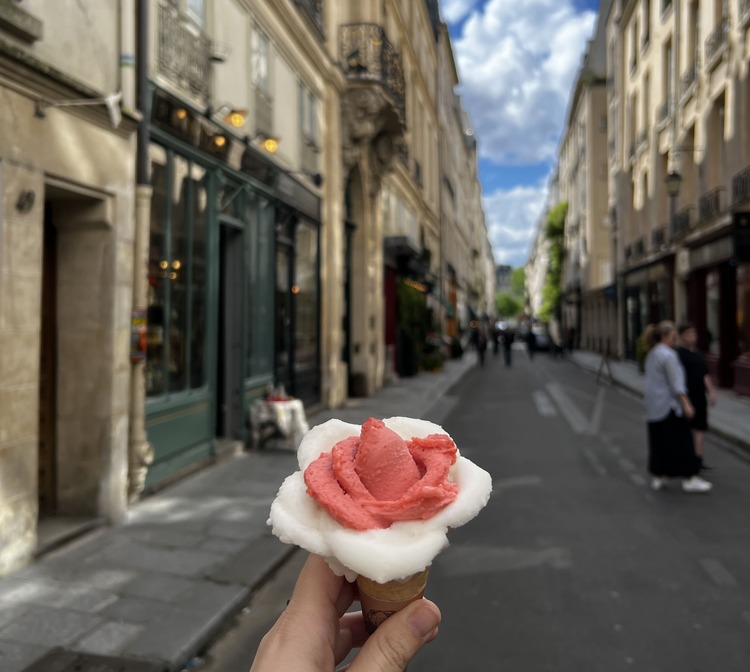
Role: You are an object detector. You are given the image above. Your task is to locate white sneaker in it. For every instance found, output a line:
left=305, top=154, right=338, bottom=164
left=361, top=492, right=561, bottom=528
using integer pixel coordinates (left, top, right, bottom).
left=650, top=477, right=666, bottom=491
left=682, top=476, right=713, bottom=493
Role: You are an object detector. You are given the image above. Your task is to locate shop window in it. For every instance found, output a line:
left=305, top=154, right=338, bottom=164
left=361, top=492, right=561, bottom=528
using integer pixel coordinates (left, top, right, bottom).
left=147, top=152, right=208, bottom=398
left=706, top=270, right=721, bottom=355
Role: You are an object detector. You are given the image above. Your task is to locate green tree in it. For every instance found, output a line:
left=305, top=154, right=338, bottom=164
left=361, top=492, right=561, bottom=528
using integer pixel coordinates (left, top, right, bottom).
left=538, top=201, right=567, bottom=322
left=496, top=292, right=522, bottom=318
left=510, top=267, right=526, bottom=297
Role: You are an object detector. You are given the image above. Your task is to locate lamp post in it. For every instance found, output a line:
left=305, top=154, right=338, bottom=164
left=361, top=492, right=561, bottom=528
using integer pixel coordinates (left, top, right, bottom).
left=665, top=170, right=682, bottom=238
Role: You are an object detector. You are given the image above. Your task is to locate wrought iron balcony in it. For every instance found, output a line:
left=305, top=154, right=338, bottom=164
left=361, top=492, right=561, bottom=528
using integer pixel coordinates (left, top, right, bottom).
left=699, top=187, right=724, bottom=221
left=157, top=2, right=211, bottom=100
left=672, top=206, right=692, bottom=238
left=636, top=127, right=649, bottom=152
left=295, top=0, right=323, bottom=37
left=651, top=226, right=666, bottom=251
left=705, top=17, right=728, bottom=69
left=339, top=24, right=405, bottom=114
left=634, top=237, right=646, bottom=257
left=656, top=101, right=671, bottom=129
left=680, top=62, right=696, bottom=101
left=732, top=166, right=750, bottom=205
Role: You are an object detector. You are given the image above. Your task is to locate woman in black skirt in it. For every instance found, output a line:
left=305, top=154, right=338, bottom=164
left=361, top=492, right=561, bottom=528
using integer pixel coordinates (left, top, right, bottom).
left=642, top=321, right=712, bottom=493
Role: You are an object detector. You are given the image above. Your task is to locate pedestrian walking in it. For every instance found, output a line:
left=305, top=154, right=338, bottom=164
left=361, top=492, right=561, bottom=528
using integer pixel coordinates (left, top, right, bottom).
left=492, top=320, right=501, bottom=357
left=643, top=321, right=712, bottom=493
left=476, top=319, right=488, bottom=367
left=502, top=328, right=514, bottom=367
left=526, top=328, right=537, bottom=361
left=676, top=323, right=717, bottom=471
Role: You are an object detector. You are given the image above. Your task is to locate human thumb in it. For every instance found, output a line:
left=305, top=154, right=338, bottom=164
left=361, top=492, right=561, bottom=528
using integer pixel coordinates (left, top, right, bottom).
left=349, top=599, right=441, bottom=672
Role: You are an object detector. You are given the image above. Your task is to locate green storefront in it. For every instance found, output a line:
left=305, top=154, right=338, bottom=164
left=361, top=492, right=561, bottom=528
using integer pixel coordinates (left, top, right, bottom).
left=144, top=88, right=320, bottom=488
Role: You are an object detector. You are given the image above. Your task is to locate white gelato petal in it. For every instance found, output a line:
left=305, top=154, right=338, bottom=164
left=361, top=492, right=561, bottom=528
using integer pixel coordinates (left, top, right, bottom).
left=429, top=456, right=493, bottom=529
left=383, top=416, right=447, bottom=439
left=297, top=419, right=360, bottom=470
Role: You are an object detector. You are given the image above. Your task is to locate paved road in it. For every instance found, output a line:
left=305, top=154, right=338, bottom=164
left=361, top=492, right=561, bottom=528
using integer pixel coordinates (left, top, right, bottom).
left=201, top=345, right=750, bottom=671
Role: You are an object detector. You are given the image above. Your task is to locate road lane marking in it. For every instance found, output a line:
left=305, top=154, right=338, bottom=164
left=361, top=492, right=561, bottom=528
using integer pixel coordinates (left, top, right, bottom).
left=629, top=473, right=647, bottom=487
left=546, top=382, right=589, bottom=434
left=440, top=544, right=572, bottom=576
left=618, top=457, right=637, bottom=472
left=581, top=446, right=608, bottom=476
left=532, top=390, right=557, bottom=417
left=700, top=558, right=739, bottom=587
left=588, top=386, right=606, bottom=434
left=492, top=475, right=543, bottom=494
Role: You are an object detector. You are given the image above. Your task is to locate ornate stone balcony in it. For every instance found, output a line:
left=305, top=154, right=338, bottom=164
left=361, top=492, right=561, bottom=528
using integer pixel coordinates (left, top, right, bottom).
left=340, top=24, right=405, bottom=114
left=157, top=1, right=211, bottom=101
left=339, top=23, right=407, bottom=179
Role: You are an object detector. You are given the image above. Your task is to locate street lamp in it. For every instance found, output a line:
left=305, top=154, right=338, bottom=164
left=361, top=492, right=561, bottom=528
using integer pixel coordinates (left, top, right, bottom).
left=665, top=170, right=682, bottom=237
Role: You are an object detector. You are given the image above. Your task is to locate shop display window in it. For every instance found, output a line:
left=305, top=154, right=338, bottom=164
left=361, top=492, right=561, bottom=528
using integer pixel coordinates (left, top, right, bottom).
left=147, top=150, right=208, bottom=398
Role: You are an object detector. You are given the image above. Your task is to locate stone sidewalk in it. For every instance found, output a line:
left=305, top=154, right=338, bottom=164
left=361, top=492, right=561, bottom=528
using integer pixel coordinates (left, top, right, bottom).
left=570, top=350, right=750, bottom=452
left=0, top=355, right=477, bottom=672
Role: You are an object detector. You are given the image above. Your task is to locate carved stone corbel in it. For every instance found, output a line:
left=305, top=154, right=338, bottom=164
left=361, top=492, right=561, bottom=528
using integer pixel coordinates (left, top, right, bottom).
left=341, top=85, right=405, bottom=191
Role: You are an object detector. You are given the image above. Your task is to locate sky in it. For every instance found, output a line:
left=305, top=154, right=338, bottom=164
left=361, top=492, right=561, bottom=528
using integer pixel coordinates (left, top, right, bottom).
left=443, top=0, right=600, bottom=267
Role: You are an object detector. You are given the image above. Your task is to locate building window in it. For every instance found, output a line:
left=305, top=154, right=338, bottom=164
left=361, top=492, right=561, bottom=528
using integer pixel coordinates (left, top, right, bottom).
left=147, top=152, right=208, bottom=397
left=186, top=0, right=204, bottom=27
left=299, top=83, right=318, bottom=146
left=252, top=28, right=270, bottom=95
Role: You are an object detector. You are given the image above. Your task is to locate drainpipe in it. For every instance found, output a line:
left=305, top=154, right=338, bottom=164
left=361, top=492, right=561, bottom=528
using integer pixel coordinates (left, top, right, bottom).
left=128, top=0, right=154, bottom=503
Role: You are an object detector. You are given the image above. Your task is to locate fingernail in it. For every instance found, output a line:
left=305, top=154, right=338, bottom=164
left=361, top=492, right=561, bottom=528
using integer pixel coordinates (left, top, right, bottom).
left=408, top=601, right=441, bottom=638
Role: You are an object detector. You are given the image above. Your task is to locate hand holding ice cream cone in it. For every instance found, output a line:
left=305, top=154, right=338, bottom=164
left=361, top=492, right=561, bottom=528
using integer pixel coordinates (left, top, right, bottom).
left=268, top=416, right=492, bottom=630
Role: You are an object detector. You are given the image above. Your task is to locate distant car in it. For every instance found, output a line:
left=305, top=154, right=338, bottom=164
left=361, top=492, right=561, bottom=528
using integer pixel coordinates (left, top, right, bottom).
left=531, top=325, right=550, bottom=351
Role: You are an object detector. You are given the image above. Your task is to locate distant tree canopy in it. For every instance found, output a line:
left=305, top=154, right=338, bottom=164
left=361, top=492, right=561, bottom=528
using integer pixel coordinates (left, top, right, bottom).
left=538, top=201, right=567, bottom=322
left=496, top=292, right=523, bottom=318
left=510, top=267, right=525, bottom=297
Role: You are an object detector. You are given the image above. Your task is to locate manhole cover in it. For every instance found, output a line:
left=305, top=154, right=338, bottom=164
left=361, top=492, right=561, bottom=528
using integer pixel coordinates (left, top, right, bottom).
left=21, top=648, right=166, bottom=672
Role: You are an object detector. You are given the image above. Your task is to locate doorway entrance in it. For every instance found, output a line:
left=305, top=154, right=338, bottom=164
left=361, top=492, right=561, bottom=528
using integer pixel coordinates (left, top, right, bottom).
left=38, top=203, right=57, bottom=517
left=216, top=222, right=244, bottom=440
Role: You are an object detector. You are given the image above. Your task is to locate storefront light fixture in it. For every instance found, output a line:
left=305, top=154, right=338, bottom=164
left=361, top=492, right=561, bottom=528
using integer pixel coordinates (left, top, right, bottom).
left=261, top=136, right=279, bottom=154
left=665, top=170, right=682, bottom=197
left=213, top=134, right=227, bottom=148
left=206, top=104, right=248, bottom=129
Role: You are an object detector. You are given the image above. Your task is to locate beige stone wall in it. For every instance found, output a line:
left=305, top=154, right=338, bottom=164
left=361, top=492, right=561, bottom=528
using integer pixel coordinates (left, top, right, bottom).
left=0, top=161, right=44, bottom=575
left=0, top=82, right=135, bottom=574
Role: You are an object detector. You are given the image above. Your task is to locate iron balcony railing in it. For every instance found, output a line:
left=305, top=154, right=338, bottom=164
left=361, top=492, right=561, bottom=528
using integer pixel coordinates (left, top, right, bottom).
left=157, top=2, right=211, bottom=100
left=636, top=127, right=650, bottom=152
left=656, top=100, right=671, bottom=128
left=699, top=187, right=724, bottom=221
left=732, top=167, right=750, bottom=205
left=651, top=226, right=666, bottom=251
left=705, top=17, right=729, bottom=68
left=634, top=237, right=646, bottom=257
left=339, top=23, right=405, bottom=114
left=680, top=62, right=696, bottom=100
left=294, top=0, right=324, bottom=36
left=624, top=244, right=633, bottom=261
left=672, top=206, right=693, bottom=238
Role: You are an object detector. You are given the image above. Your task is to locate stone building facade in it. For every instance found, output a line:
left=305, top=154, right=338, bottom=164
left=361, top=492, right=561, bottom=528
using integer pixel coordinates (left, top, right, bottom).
left=0, top=0, right=138, bottom=574
left=0, top=0, right=493, bottom=576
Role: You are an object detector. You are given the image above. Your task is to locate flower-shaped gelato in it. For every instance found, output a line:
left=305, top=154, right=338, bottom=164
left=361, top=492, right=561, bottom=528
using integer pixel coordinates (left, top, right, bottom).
left=268, top=416, right=492, bottom=583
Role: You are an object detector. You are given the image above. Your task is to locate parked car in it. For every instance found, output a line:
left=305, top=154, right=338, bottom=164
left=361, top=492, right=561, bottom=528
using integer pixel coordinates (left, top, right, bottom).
left=531, top=325, right=550, bottom=351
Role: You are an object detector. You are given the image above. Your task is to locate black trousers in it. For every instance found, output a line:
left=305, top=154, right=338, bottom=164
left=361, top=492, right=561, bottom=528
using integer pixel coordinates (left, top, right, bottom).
left=648, top=411, right=700, bottom=478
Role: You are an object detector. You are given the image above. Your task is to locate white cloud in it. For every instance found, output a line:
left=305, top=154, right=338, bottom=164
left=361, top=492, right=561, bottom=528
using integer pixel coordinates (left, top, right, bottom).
left=484, top=183, right=547, bottom=267
left=453, top=0, right=596, bottom=166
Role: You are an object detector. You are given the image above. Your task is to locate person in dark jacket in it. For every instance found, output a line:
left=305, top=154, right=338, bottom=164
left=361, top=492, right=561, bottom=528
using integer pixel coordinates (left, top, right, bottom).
left=676, top=323, right=717, bottom=471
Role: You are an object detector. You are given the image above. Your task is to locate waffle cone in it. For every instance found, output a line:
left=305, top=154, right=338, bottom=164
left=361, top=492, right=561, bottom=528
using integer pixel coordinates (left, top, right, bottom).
left=356, top=568, right=430, bottom=633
